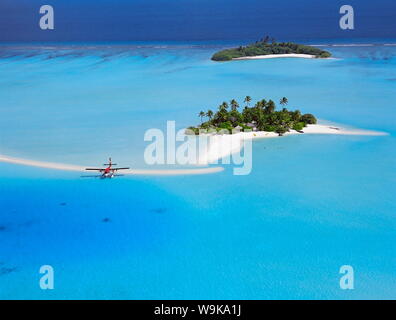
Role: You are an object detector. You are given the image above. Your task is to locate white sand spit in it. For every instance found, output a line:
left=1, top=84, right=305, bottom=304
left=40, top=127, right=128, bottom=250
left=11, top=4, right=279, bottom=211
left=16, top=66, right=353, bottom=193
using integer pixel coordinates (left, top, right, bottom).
left=0, top=154, right=223, bottom=176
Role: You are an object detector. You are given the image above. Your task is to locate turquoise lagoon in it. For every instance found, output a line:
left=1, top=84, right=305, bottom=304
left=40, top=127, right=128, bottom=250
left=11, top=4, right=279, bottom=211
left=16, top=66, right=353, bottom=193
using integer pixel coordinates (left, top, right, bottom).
left=0, top=40, right=396, bottom=299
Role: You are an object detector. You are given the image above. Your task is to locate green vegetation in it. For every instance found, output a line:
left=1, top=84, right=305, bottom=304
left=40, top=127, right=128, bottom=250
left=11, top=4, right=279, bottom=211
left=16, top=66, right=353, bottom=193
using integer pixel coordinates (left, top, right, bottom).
left=211, top=37, right=331, bottom=61
left=187, top=96, right=317, bottom=136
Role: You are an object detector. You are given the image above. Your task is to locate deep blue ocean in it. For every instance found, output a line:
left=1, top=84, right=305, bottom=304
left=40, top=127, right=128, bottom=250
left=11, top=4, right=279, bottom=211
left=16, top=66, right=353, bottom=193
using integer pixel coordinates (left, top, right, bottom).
left=0, top=39, right=396, bottom=299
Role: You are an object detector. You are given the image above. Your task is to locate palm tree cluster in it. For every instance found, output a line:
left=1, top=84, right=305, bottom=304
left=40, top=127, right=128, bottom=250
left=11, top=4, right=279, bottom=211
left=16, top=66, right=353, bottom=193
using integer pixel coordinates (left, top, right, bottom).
left=192, top=96, right=317, bottom=136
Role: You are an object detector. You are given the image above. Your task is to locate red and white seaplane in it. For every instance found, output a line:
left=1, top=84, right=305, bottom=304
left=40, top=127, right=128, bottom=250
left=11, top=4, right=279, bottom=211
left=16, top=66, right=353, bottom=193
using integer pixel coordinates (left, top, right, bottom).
left=85, top=158, right=130, bottom=179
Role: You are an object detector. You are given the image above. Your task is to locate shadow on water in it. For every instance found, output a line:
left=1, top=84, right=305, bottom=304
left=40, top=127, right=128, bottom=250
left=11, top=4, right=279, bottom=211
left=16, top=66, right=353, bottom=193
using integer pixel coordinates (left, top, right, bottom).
left=0, top=219, right=40, bottom=232
left=150, top=208, right=167, bottom=214
left=0, top=266, right=18, bottom=276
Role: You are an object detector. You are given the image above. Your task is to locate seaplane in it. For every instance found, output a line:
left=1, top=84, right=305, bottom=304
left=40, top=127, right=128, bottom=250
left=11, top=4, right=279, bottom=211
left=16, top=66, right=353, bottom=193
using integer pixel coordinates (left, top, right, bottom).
left=84, top=158, right=130, bottom=179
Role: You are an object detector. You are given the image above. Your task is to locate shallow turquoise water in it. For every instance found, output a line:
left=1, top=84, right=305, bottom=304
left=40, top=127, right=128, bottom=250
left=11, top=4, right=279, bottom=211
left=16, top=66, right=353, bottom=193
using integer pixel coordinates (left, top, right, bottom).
left=0, top=41, right=396, bottom=299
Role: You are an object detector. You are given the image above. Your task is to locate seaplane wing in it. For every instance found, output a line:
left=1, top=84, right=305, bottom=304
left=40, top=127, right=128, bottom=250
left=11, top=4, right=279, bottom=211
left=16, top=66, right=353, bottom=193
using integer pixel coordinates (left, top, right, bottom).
left=83, top=159, right=129, bottom=178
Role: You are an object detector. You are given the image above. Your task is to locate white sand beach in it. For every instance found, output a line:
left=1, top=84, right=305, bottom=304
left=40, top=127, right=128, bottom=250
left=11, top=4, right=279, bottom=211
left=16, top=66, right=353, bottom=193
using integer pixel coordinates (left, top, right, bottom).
left=242, top=124, right=388, bottom=138
left=198, top=124, right=388, bottom=164
left=232, top=54, right=317, bottom=60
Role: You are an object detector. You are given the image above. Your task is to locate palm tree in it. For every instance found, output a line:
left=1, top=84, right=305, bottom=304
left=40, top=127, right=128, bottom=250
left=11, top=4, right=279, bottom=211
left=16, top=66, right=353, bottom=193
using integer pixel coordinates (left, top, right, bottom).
left=256, top=99, right=267, bottom=110
left=206, top=110, right=214, bottom=120
left=198, top=111, right=205, bottom=123
left=230, top=99, right=239, bottom=111
left=265, top=100, right=276, bottom=114
left=280, top=97, right=288, bottom=107
left=219, top=102, right=229, bottom=112
left=291, top=110, right=301, bottom=122
left=255, top=101, right=263, bottom=109
left=244, top=96, right=252, bottom=107
left=262, top=35, right=270, bottom=44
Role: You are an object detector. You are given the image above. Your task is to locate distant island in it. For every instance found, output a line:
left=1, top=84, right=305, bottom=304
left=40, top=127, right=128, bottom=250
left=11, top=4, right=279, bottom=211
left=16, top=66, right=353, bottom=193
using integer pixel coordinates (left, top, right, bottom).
left=188, top=96, right=317, bottom=136
left=211, top=37, right=331, bottom=61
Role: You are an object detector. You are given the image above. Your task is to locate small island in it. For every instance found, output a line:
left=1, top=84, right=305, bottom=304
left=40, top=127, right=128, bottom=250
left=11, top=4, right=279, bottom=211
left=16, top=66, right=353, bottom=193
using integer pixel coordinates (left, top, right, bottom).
left=211, top=36, right=331, bottom=61
left=188, top=96, right=317, bottom=136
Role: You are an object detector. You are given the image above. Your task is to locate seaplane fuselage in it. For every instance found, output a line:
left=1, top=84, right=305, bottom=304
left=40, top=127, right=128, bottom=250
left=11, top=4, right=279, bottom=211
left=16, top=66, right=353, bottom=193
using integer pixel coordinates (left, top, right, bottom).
left=85, top=158, right=130, bottom=179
